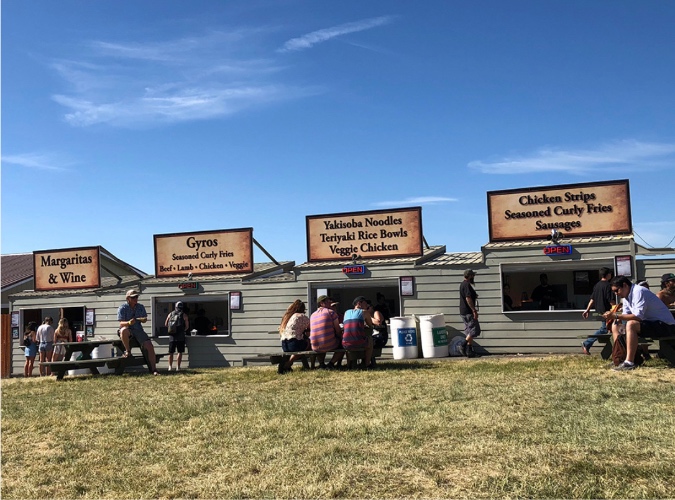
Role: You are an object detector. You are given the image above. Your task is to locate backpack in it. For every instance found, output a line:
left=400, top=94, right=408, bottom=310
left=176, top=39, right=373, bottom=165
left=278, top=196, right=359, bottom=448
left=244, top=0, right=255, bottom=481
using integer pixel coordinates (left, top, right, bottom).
left=168, top=311, right=185, bottom=334
left=612, top=334, right=645, bottom=367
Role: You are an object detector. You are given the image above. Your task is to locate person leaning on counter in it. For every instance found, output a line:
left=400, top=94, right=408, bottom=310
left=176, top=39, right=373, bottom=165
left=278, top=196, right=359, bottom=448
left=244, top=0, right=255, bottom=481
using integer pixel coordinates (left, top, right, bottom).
left=117, top=289, right=159, bottom=376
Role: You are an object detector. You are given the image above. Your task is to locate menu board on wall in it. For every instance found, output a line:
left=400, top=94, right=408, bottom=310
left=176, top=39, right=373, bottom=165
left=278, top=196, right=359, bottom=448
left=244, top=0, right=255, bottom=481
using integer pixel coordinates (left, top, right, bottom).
left=487, top=179, right=632, bottom=242
left=154, top=228, right=253, bottom=277
left=34, top=246, right=101, bottom=291
left=306, top=207, right=423, bottom=262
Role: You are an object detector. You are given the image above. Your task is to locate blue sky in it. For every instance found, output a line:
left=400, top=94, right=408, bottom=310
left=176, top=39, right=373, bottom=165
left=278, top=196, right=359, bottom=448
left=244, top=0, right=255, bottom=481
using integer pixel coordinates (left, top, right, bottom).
left=2, top=0, right=675, bottom=274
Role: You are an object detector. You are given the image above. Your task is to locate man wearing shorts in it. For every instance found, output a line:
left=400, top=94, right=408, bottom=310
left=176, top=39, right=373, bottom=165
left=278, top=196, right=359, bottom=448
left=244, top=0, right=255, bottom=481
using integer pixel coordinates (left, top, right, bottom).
left=606, top=275, right=675, bottom=371
left=459, top=269, right=480, bottom=357
left=310, top=295, right=344, bottom=369
left=165, top=301, right=189, bottom=371
left=118, top=289, right=159, bottom=375
left=36, top=316, right=55, bottom=376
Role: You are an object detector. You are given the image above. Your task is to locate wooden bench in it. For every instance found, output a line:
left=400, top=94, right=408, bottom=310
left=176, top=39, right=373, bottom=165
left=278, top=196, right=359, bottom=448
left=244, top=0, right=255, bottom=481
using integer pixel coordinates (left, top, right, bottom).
left=40, top=338, right=165, bottom=380
left=580, top=333, right=675, bottom=364
left=254, top=347, right=383, bottom=373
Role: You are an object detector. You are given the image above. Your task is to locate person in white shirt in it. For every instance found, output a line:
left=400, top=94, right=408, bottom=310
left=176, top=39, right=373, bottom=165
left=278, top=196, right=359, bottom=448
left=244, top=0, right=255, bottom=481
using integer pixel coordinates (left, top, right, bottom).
left=605, top=275, right=675, bottom=371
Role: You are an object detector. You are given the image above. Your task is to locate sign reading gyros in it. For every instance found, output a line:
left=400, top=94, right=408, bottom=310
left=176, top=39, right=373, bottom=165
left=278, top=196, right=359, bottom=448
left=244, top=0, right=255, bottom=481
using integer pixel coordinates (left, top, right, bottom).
left=487, top=179, right=631, bottom=242
left=154, top=228, right=253, bottom=277
left=307, top=207, right=423, bottom=262
left=34, top=246, right=101, bottom=291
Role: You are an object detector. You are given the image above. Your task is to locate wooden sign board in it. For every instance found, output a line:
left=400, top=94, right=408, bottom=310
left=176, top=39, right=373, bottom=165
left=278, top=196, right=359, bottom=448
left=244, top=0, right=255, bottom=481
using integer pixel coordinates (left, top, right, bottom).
left=154, top=228, right=253, bottom=277
left=487, top=179, right=631, bottom=242
left=306, top=207, right=423, bottom=262
left=34, top=246, right=101, bottom=291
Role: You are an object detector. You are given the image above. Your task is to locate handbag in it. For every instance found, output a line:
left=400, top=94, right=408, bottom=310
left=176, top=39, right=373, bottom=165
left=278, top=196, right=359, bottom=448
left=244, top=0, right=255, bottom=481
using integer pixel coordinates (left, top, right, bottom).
left=23, top=336, right=31, bottom=347
left=612, top=334, right=645, bottom=366
left=611, top=334, right=627, bottom=366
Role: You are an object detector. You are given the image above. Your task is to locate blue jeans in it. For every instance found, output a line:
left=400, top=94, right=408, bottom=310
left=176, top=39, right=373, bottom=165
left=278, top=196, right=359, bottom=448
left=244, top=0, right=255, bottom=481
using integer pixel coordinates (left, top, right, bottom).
left=583, top=321, right=608, bottom=350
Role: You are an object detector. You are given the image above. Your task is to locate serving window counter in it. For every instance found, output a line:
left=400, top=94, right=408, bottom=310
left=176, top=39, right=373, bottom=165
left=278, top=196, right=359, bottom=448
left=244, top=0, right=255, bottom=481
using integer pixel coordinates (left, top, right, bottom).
left=500, top=258, right=614, bottom=313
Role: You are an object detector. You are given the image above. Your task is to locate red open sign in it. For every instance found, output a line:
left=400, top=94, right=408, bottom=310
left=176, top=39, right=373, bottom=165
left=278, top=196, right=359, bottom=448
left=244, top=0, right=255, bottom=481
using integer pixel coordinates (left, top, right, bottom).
left=543, top=245, right=573, bottom=256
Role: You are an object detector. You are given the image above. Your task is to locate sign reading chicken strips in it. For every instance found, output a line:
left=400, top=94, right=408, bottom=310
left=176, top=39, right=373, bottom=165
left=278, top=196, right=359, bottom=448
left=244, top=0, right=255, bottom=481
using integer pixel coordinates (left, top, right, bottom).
left=154, top=228, right=253, bottom=277
left=307, top=207, right=423, bottom=262
left=34, top=246, right=101, bottom=291
left=487, top=179, right=632, bottom=242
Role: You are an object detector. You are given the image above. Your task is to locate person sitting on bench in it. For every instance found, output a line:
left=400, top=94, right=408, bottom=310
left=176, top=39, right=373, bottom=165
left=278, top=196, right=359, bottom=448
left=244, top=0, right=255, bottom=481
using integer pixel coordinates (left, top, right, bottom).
left=606, top=276, right=675, bottom=371
left=310, top=295, right=344, bottom=369
left=277, top=299, right=310, bottom=374
left=342, top=296, right=374, bottom=369
left=118, top=289, right=159, bottom=376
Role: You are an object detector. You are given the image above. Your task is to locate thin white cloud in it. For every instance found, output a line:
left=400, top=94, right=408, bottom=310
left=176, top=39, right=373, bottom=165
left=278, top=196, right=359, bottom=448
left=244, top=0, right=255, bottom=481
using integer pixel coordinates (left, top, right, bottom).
left=1, top=153, right=72, bottom=171
left=49, top=28, right=320, bottom=127
left=279, top=16, right=394, bottom=53
left=372, top=196, right=457, bottom=208
left=469, top=140, right=675, bottom=175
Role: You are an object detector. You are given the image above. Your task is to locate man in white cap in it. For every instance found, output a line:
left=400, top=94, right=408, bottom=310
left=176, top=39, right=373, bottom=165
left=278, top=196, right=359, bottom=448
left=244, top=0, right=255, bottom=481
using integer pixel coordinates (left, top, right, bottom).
left=459, top=269, right=480, bottom=357
left=118, top=289, right=159, bottom=375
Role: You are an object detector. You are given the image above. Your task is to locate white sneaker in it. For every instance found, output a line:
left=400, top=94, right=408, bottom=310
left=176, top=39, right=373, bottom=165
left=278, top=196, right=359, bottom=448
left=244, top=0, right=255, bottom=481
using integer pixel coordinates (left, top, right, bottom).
left=175, top=366, right=180, bottom=372
left=167, top=366, right=172, bottom=371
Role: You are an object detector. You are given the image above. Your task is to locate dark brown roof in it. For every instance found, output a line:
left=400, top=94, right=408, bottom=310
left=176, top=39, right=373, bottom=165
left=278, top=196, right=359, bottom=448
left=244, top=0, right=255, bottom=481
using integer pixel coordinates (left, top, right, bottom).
left=1, top=253, right=34, bottom=289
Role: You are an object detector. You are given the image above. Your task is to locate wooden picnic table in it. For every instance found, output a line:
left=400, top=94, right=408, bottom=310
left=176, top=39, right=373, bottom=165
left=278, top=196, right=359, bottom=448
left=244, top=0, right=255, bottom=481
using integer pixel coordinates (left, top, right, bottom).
left=40, top=338, right=164, bottom=380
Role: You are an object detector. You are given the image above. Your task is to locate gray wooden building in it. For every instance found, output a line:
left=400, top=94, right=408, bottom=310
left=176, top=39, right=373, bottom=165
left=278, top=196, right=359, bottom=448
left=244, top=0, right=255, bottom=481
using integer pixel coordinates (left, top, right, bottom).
left=8, top=236, right=673, bottom=376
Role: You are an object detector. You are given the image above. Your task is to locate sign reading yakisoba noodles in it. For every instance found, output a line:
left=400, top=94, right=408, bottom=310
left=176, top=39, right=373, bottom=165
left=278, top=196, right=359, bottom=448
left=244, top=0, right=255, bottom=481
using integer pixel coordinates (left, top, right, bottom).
left=306, top=207, right=423, bottom=262
left=487, top=179, right=632, bottom=242
left=34, top=246, right=101, bottom=291
left=154, top=228, right=253, bottom=277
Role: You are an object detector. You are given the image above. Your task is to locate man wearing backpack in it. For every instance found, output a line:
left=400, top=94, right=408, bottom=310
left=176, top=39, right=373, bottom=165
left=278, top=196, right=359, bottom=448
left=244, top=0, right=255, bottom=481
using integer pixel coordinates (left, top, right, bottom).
left=165, top=301, right=189, bottom=371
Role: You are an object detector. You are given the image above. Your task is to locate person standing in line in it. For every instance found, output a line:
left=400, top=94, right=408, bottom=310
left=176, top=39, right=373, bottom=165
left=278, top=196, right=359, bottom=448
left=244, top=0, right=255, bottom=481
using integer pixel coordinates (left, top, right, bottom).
left=459, top=269, right=480, bottom=357
left=309, top=295, right=344, bottom=369
left=165, top=301, right=189, bottom=371
left=606, top=275, right=675, bottom=371
left=342, top=296, right=374, bottom=369
left=657, top=273, right=675, bottom=308
left=581, top=267, right=615, bottom=355
left=23, top=321, right=38, bottom=377
left=277, top=299, right=311, bottom=374
left=118, top=289, right=159, bottom=376
left=36, top=316, right=55, bottom=376
left=52, top=318, right=73, bottom=362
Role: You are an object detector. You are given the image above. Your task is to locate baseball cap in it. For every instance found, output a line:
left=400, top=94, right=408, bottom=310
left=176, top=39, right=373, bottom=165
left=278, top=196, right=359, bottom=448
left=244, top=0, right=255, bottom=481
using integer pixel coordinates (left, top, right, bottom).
left=175, top=301, right=184, bottom=309
left=125, top=289, right=140, bottom=299
left=353, top=296, right=367, bottom=306
left=464, top=269, right=476, bottom=278
left=661, top=273, right=675, bottom=283
left=317, top=295, right=329, bottom=304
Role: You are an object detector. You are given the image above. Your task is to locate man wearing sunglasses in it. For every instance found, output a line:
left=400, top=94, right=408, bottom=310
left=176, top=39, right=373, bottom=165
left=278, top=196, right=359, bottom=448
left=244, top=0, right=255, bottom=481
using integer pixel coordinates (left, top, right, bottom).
left=605, top=276, right=675, bottom=371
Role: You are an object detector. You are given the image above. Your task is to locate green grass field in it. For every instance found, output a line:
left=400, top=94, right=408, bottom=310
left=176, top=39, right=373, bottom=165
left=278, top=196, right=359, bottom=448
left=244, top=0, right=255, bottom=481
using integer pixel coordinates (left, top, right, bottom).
left=2, top=355, right=674, bottom=499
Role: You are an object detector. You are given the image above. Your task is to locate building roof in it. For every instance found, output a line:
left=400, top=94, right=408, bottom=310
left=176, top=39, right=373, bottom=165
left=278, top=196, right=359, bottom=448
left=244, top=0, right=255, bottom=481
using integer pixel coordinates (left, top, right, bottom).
left=418, top=251, right=484, bottom=267
left=1, top=253, right=34, bottom=289
left=482, top=234, right=634, bottom=249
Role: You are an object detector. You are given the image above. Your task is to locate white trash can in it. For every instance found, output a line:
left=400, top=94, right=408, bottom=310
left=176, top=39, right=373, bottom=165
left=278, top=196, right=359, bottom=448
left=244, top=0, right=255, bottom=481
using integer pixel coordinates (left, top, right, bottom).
left=419, top=314, right=449, bottom=358
left=390, top=317, right=418, bottom=359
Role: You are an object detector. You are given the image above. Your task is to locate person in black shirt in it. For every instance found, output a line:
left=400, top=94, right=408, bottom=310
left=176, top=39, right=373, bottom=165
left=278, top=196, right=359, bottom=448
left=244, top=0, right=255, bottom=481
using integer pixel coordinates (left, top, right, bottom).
left=581, top=267, right=615, bottom=355
left=459, top=269, right=480, bottom=357
left=531, top=273, right=556, bottom=310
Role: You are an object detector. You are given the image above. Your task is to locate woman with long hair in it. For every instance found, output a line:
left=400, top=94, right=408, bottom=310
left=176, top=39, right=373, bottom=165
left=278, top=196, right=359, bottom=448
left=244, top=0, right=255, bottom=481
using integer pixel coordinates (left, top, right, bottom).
left=23, top=321, right=38, bottom=377
left=278, top=299, right=310, bottom=374
left=52, top=318, right=73, bottom=362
